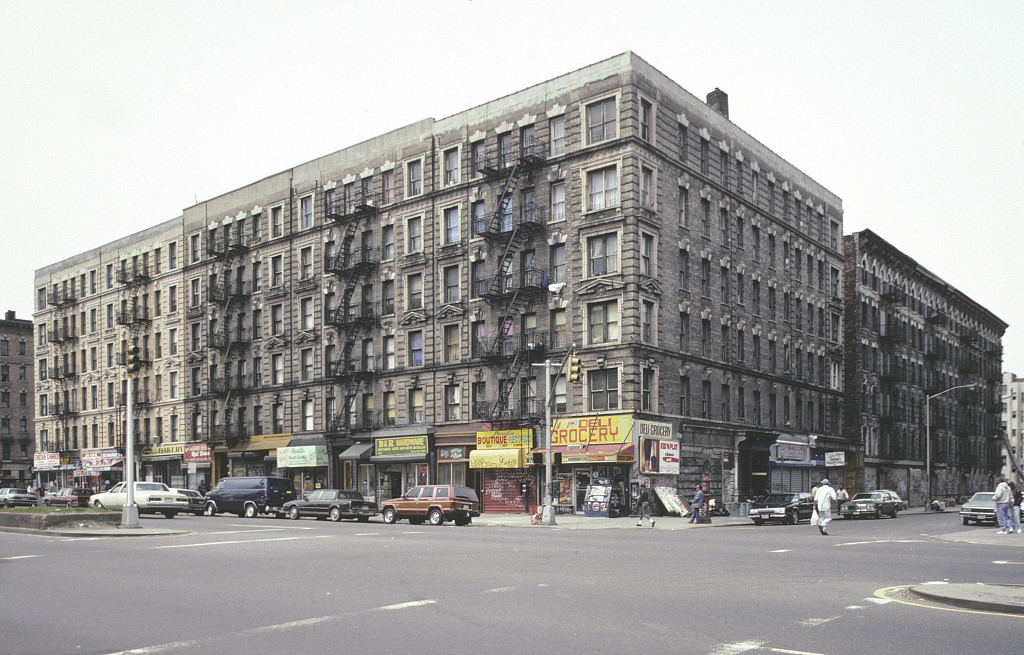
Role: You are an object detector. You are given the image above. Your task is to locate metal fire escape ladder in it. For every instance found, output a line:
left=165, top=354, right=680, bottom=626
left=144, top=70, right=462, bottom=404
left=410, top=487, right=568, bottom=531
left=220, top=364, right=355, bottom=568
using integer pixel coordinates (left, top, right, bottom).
left=490, top=342, right=530, bottom=421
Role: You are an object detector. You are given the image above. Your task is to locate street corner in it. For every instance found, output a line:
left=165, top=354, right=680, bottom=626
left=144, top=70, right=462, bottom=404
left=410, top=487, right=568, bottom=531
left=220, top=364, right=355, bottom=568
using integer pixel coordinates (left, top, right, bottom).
left=910, top=582, right=1024, bottom=615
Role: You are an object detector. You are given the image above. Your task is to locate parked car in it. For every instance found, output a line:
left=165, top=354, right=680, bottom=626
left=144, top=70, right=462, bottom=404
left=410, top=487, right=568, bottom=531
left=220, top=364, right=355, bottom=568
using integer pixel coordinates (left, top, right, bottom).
left=284, top=489, right=378, bottom=522
left=0, top=488, right=38, bottom=508
left=841, top=491, right=900, bottom=519
left=90, top=482, right=189, bottom=518
left=747, top=492, right=814, bottom=525
left=42, top=487, right=93, bottom=507
left=203, top=476, right=296, bottom=518
left=172, top=489, right=206, bottom=516
left=380, top=485, right=480, bottom=526
left=959, top=492, right=1024, bottom=525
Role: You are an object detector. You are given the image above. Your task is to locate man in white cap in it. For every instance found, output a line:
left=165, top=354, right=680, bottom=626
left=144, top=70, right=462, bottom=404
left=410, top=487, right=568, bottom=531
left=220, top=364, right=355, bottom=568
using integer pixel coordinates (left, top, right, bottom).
left=815, top=479, right=837, bottom=535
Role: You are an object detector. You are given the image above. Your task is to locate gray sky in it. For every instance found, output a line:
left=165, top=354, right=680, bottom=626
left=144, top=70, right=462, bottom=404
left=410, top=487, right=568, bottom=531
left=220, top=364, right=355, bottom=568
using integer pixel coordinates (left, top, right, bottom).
left=3, top=1, right=1022, bottom=370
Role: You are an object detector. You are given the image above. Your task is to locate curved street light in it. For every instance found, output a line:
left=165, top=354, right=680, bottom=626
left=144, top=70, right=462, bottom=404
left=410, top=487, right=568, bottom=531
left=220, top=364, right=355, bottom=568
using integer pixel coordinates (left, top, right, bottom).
left=926, top=383, right=976, bottom=505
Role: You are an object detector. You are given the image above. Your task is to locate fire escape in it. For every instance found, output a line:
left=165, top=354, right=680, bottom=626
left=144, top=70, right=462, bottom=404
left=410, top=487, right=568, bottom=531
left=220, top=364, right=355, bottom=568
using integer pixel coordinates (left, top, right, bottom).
left=324, top=186, right=379, bottom=438
left=115, top=259, right=153, bottom=449
left=49, top=284, right=80, bottom=453
left=207, top=225, right=253, bottom=446
left=474, top=136, right=548, bottom=423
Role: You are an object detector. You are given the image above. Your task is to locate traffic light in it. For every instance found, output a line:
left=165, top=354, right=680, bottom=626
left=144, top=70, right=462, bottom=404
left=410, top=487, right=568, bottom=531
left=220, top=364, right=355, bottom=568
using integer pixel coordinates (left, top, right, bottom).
left=567, top=355, right=583, bottom=385
left=125, top=345, right=141, bottom=376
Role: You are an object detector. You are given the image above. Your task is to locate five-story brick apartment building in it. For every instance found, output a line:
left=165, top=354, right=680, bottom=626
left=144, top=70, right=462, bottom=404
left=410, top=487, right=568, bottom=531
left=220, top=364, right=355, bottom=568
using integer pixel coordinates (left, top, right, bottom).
left=843, top=229, right=1006, bottom=506
left=34, top=53, right=846, bottom=511
left=1, top=311, right=33, bottom=486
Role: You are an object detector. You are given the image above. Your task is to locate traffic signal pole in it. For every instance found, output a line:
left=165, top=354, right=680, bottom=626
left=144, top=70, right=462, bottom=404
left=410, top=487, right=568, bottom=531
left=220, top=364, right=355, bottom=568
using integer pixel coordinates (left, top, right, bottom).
left=121, top=347, right=141, bottom=528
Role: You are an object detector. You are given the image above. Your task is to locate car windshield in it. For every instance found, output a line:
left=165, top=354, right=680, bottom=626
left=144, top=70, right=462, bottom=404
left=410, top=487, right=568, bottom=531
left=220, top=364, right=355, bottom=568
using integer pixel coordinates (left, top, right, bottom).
left=968, top=492, right=994, bottom=503
left=761, top=494, right=798, bottom=504
left=852, top=493, right=882, bottom=501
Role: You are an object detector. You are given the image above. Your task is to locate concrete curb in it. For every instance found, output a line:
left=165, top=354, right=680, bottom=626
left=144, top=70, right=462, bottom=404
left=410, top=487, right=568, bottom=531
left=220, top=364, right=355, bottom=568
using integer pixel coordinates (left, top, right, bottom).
left=910, top=583, right=1024, bottom=615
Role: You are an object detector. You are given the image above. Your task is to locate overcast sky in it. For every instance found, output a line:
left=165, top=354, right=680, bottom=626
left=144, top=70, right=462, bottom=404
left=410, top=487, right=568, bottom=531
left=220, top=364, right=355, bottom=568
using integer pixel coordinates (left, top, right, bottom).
left=2, top=0, right=1022, bottom=371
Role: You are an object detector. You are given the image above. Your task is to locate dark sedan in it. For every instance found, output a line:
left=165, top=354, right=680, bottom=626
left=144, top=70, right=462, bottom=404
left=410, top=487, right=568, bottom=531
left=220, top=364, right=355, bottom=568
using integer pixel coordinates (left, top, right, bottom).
left=173, top=489, right=207, bottom=516
left=42, top=487, right=93, bottom=507
left=0, top=488, right=39, bottom=508
left=284, top=489, right=378, bottom=522
left=840, top=491, right=900, bottom=519
left=747, top=492, right=814, bottom=525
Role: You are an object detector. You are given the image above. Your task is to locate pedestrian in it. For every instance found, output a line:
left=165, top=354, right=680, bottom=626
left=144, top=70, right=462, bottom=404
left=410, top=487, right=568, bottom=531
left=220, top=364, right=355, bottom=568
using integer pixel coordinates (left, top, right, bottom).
left=636, top=481, right=655, bottom=528
left=993, top=476, right=1012, bottom=535
left=689, top=484, right=705, bottom=524
left=814, top=479, right=838, bottom=535
left=1008, top=481, right=1022, bottom=535
left=837, top=486, right=849, bottom=504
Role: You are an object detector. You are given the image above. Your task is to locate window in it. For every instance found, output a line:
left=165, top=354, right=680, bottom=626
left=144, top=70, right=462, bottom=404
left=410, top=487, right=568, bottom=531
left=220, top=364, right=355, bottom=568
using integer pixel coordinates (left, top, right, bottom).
left=407, top=160, right=422, bottom=196
left=409, top=388, right=424, bottom=424
left=378, top=224, right=394, bottom=261
left=550, top=308, right=566, bottom=350
left=168, top=241, right=177, bottom=269
left=640, top=98, right=652, bottom=142
left=444, top=324, right=459, bottom=363
left=271, top=255, right=283, bottom=287
left=191, top=234, right=201, bottom=263
left=737, top=272, right=745, bottom=305
left=550, top=183, right=566, bottom=222
left=641, top=233, right=654, bottom=276
left=587, top=166, right=618, bottom=211
left=589, top=368, right=618, bottom=411
left=381, top=169, right=394, bottom=204
left=253, top=260, right=262, bottom=291
left=752, top=280, right=760, bottom=315
left=586, top=97, right=616, bottom=144
left=588, top=300, right=619, bottom=344
left=700, top=259, right=711, bottom=298
left=383, top=335, right=395, bottom=370
left=701, top=381, right=712, bottom=419
left=409, top=331, right=423, bottom=366
left=768, top=287, right=776, bottom=320
left=700, top=199, right=710, bottom=237
left=445, top=385, right=461, bottom=421
left=272, top=353, right=284, bottom=385
left=444, top=148, right=459, bottom=185
left=768, top=234, right=776, bottom=268
left=300, top=195, right=313, bottom=229
left=550, top=244, right=565, bottom=283
left=641, top=167, right=653, bottom=207
left=271, top=304, right=283, bottom=335
left=300, top=247, right=312, bottom=279
left=407, top=216, right=422, bottom=252
left=701, top=319, right=711, bottom=357
left=550, top=116, right=565, bottom=155
left=407, top=273, right=423, bottom=310
left=300, top=297, right=313, bottom=331
left=443, top=207, right=459, bottom=245
left=271, top=206, right=283, bottom=238
left=438, top=265, right=459, bottom=304
left=737, top=327, right=745, bottom=362
left=168, top=285, right=177, bottom=312
left=678, top=187, right=688, bottom=227
left=679, top=250, right=690, bottom=291
left=190, top=323, right=201, bottom=351
left=587, top=233, right=618, bottom=276
left=641, top=301, right=654, bottom=344
left=679, top=312, right=690, bottom=351
left=301, top=348, right=313, bottom=381
left=752, top=226, right=761, bottom=260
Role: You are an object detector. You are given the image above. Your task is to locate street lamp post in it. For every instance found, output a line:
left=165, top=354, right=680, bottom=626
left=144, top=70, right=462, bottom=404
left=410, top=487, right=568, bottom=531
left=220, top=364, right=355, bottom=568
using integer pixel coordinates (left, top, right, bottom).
left=926, top=383, right=976, bottom=506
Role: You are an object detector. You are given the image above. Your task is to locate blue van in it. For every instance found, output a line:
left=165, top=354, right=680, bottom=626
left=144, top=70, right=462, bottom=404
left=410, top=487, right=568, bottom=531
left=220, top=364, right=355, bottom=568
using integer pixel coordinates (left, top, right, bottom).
left=203, top=476, right=296, bottom=518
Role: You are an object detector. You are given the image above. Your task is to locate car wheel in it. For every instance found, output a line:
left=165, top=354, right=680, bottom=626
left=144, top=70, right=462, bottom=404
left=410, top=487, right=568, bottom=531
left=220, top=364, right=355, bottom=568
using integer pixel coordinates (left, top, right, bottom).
left=243, top=503, right=258, bottom=518
left=428, top=509, right=444, bottom=526
left=204, top=502, right=217, bottom=516
left=329, top=507, right=342, bottom=522
left=357, top=515, right=370, bottom=522
left=875, top=508, right=882, bottom=519
left=891, top=508, right=898, bottom=518
left=93, top=501, right=104, bottom=509
left=43, top=499, right=50, bottom=506
left=287, top=506, right=300, bottom=520
left=788, top=510, right=800, bottom=525
left=962, top=516, right=970, bottom=525
left=752, top=518, right=764, bottom=526
left=382, top=507, right=397, bottom=524
left=65, top=501, right=73, bottom=508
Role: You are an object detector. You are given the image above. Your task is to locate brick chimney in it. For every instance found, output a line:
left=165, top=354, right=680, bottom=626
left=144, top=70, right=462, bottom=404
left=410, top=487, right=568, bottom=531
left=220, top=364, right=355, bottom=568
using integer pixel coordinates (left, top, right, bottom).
left=4, top=310, right=14, bottom=320
left=707, top=88, right=729, bottom=119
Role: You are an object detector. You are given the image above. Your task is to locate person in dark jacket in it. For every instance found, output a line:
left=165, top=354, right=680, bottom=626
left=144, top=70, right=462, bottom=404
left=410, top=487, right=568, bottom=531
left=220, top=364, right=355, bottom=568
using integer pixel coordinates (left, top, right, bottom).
left=689, top=484, right=705, bottom=524
left=636, top=482, right=655, bottom=528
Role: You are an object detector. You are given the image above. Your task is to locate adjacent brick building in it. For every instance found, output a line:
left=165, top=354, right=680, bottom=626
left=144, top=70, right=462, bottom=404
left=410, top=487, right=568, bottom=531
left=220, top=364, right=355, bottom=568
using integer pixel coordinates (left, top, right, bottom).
left=33, top=52, right=847, bottom=511
left=0, top=311, right=34, bottom=486
left=843, top=229, right=1006, bottom=505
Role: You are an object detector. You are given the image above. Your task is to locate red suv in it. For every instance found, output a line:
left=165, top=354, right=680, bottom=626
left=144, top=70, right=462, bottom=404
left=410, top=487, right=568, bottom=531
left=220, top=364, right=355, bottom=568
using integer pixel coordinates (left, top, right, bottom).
left=380, top=485, right=480, bottom=526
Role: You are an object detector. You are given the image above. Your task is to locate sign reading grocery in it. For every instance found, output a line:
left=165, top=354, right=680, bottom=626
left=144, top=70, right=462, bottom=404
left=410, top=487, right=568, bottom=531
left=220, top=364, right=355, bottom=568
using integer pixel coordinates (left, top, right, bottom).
left=551, top=415, right=632, bottom=446
left=375, top=435, right=429, bottom=457
left=476, top=429, right=534, bottom=450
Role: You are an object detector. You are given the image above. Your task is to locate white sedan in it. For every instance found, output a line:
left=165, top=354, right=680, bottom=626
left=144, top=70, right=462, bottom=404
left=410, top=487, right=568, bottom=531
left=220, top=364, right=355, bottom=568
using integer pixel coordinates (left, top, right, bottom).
left=90, top=482, right=189, bottom=518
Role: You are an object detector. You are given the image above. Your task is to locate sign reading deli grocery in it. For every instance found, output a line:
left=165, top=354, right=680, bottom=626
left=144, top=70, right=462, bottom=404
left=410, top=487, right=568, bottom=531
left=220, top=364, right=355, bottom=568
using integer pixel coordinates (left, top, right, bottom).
left=551, top=415, right=633, bottom=446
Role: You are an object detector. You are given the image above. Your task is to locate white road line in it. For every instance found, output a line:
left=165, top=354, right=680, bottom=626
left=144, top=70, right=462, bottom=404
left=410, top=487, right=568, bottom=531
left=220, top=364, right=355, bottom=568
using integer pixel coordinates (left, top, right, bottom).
left=770, top=549, right=791, bottom=553
left=798, top=616, right=840, bottom=626
left=1, top=555, right=41, bottom=560
left=708, top=640, right=764, bottom=654
left=865, top=596, right=892, bottom=604
left=481, top=586, right=515, bottom=594
left=152, top=535, right=332, bottom=549
left=770, top=648, right=831, bottom=655
left=834, top=539, right=926, bottom=547
left=355, top=532, right=380, bottom=536
left=377, top=599, right=437, bottom=611
left=992, top=560, right=1024, bottom=565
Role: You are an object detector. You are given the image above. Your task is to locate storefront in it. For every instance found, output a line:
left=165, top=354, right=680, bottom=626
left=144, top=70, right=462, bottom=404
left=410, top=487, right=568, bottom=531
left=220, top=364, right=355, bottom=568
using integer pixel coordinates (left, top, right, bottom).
left=470, top=428, right=534, bottom=514
left=78, top=450, right=124, bottom=490
left=434, top=423, right=481, bottom=489
left=337, top=442, right=373, bottom=499
left=535, top=415, right=635, bottom=514
left=369, top=427, right=433, bottom=501
left=278, top=438, right=329, bottom=495
left=33, top=452, right=76, bottom=490
left=638, top=426, right=686, bottom=514
left=214, top=433, right=292, bottom=482
left=183, top=442, right=211, bottom=491
left=140, top=444, right=186, bottom=488
left=768, top=434, right=826, bottom=494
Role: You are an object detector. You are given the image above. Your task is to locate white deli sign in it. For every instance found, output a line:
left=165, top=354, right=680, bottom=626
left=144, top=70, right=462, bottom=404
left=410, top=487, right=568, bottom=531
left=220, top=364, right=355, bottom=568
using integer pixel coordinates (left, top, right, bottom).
left=825, top=451, right=846, bottom=467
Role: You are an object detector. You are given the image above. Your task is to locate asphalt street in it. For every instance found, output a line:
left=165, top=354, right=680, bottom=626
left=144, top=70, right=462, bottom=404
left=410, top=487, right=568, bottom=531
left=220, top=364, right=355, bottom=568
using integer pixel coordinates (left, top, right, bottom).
left=1, top=511, right=1021, bottom=655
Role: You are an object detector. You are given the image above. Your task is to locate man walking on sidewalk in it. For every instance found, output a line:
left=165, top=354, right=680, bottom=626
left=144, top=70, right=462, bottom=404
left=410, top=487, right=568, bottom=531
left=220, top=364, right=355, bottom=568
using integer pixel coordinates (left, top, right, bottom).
left=689, top=483, right=705, bottom=524
left=993, top=476, right=1012, bottom=534
left=637, top=482, right=655, bottom=528
left=814, top=479, right=837, bottom=535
